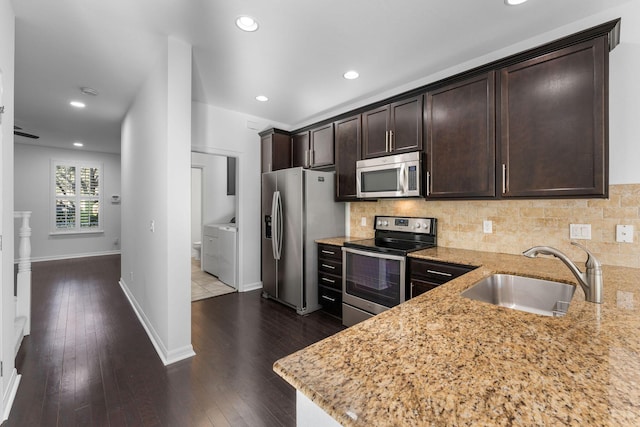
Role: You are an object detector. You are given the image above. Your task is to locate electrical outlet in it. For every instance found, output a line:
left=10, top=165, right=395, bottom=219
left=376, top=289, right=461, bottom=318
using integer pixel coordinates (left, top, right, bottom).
left=616, top=225, right=634, bottom=243
left=570, top=224, right=591, bottom=240
left=483, top=220, right=493, bottom=234
left=149, top=220, right=155, bottom=232
left=361, top=217, right=367, bottom=226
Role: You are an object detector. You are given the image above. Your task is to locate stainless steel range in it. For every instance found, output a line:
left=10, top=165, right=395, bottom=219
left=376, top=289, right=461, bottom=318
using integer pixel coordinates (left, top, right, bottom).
left=342, top=216, right=437, bottom=327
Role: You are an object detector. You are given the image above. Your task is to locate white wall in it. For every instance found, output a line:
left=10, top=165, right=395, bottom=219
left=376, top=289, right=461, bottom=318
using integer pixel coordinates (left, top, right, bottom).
left=0, top=1, right=18, bottom=421
left=191, top=102, right=288, bottom=292
left=190, top=167, right=202, bottom=251
left=14, top=144, right=121, bottom=261
left=121, top=37, right=193, bottom=365
left=191, top=152, right=236, bottom=225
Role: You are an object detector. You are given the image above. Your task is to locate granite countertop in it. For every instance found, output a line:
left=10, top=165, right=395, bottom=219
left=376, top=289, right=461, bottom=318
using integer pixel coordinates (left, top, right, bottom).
left=274, top=244, right=640, bottom=426
left=316, top=236, right=365, bottom=246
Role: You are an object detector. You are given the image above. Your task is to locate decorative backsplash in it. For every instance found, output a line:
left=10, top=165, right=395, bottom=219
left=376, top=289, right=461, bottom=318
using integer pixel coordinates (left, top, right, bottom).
left=349, top=184, right=640, bottom=268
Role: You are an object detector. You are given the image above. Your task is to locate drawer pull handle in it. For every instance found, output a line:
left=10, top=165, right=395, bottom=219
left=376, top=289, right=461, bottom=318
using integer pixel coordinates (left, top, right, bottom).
left=321, top=264, right=335, bottom=270
left=322, top=277, right=336, bottom=284
left=321, top=250, right=336, bottom=255
left=321, top=295, right=336, bottom=302
left=426, top=269, right=452, bottom=277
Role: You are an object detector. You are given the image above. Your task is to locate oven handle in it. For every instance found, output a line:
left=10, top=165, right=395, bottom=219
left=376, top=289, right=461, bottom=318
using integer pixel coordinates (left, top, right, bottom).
left=341, top=246, right=407, bottom=262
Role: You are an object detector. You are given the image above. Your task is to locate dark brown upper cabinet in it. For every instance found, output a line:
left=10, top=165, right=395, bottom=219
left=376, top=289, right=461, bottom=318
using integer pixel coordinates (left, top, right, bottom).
left=362, top=96, right=423, bottom=159
left=425, top=72, right=496, bottom=199
left=334, top=115, right=361, bottom=201
left=291, top=124, right=334, bottom=169
left=292, top=131, right=310, bottom=168
left=260, top=128, right=291, bottom=173
left=499, top=36, right=608, bottom=198
left=310, top=123, right=335, bottom=168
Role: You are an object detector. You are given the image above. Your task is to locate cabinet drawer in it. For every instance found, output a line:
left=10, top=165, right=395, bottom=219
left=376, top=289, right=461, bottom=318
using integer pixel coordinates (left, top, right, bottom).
left=318, top=244, right=342, bottom=261
left=318, top=258, right=341, bottom=275
left=318, top=285, right=342, bottom=318
left=318, top=271, right=341, bottom=291
left=409, top=258, right=475, bottom=284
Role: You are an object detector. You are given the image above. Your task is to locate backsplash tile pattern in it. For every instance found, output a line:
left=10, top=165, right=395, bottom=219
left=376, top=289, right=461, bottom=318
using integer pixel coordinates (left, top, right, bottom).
left=350, top=184, right=640, bottom=268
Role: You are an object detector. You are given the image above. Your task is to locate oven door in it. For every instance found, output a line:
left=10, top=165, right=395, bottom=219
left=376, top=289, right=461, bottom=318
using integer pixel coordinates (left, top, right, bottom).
left=342, top=247, right=406, bottom=315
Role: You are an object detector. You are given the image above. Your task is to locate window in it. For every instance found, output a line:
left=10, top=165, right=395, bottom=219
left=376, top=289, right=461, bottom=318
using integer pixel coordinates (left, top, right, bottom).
left=51, top=160, right=103, bottom=234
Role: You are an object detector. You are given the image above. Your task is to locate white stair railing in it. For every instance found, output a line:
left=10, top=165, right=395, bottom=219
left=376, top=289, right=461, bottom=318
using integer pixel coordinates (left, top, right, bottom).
left=14, top=211, right=32, bottom=355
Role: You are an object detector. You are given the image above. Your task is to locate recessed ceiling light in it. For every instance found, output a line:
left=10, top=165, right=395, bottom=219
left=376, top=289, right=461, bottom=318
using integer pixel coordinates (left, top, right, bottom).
left=256, top=95, right=269, bottom=102
left=236, top=16, right=259, bottom=32
left=70, top=101, right=86, bottom=108
left=505, top=0, right=528, bottom=5
left=73, top=142, right=84, bottom=147
left=343, top=70, right=360, bottom=80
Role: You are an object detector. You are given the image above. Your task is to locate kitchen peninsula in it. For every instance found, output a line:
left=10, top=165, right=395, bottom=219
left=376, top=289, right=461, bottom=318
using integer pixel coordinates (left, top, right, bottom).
left=274, top=246, right=640, bottom=426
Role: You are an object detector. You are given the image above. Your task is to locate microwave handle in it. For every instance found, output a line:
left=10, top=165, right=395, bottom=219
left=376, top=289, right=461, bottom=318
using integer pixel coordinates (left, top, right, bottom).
left=400, top=163, right=408, bottom=194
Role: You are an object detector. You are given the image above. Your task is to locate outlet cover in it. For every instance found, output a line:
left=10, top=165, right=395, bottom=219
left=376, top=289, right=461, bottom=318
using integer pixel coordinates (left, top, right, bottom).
left=616, top=225, right=634, bottom=243
left=483, top=220, right=493, bottom=234
left=361, top=217, right=367, bottom=226
left=570, top=223, right=591, bottom=240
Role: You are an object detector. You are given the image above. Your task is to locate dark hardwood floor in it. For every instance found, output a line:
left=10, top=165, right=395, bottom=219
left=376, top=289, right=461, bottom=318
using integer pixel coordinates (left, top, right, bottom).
left=6, top=255, right=344, bottom=426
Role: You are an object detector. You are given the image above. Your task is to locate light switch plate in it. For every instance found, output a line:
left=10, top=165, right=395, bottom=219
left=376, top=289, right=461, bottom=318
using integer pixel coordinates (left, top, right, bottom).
left=483, top=220, right=493, bottom=234
left=569, top=223, right=591, bottom=240
left=616, top=225, right=634, bottom=243
left=361, top=217, right=367, bottom=226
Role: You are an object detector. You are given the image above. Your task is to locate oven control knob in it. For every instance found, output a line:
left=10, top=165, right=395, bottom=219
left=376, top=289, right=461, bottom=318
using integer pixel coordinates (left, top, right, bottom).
left=414, top=223, right=421, bottom=229
left=421, top=223, right=429, bottom=230
left=377, top=220, right=382, bottom=226
left=382, top=221, right=389, bottom=226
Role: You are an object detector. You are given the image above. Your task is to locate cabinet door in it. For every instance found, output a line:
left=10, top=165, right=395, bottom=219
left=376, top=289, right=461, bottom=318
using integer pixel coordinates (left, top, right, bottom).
left=310, top=123, right=335, bottom=168
left=260, top=134, right=273, bottom=173
left=362, top=105, right=390, bottom=159
left=261, top=130, right=292, bottom=173
left=292, top=131, right=310, bottom=168
left=425, top=72, right=496, bottom=198
left=499, top=36, right=607, bottom=198
left=334, top=115, right=361, bottom=201
left=390, top=95, right=423, bottom=153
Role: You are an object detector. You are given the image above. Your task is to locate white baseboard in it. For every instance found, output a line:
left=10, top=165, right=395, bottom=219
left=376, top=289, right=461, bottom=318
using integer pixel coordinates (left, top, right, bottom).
left=2, top=369, right=21, bottom=423
left=23, top=250, right=121, bottom=263
left=240, top=281, right=262, bottom=293
left=118, top=279, right=195, bottom=366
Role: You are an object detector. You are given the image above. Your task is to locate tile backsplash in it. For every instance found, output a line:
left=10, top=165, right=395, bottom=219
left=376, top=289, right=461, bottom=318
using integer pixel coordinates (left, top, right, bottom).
left=349, top=184, right=640, bottom=268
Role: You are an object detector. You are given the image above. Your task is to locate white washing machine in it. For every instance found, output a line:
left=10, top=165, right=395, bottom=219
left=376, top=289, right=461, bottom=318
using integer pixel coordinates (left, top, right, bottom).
left=202, top=223, right=237, bottom=288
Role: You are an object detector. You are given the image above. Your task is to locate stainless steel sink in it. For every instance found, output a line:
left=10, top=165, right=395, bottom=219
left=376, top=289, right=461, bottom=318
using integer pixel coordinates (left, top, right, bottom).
left=461, top=274, right=576, bottom=317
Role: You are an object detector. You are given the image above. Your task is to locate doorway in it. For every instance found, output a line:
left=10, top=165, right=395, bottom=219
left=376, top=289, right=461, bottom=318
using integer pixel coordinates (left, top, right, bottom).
left=190, top=153, right=238, bottom=301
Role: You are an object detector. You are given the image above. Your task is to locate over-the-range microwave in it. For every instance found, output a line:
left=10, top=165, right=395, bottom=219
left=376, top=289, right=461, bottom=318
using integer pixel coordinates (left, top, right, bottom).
left=356, top=151, right=423, bottom=199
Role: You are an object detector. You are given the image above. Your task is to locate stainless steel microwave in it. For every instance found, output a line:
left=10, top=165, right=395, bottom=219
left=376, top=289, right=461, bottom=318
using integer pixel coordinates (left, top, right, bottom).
left=356, top=151, right=423, bottom=199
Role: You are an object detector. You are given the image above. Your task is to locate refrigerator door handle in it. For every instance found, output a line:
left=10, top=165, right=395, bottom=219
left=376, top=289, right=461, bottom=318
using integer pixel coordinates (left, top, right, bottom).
left=271, top=191, right=279, bottom=260
left=275, top=190, right=283, bottom=260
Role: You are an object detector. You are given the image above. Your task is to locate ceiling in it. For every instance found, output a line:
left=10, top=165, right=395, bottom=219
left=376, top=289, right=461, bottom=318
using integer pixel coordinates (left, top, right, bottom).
left=11, top=0, right=632, bottom=154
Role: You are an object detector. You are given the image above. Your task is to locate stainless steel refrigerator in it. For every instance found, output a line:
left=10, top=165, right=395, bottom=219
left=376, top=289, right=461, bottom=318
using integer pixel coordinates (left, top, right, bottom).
left=261, top=167, right=345, bottom=314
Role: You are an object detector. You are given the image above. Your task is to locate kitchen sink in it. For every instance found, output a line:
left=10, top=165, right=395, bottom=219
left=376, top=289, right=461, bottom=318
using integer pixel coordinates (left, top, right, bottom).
left=461, top=274, right=576, bottom=317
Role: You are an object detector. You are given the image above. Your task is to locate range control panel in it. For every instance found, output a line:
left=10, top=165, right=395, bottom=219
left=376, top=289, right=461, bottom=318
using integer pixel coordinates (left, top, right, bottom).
left=374, top=216, right=436, bottom=234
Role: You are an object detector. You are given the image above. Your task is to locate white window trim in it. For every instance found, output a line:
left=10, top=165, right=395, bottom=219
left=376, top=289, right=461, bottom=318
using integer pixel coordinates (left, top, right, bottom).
left=50, top=159, right=105, bottom=235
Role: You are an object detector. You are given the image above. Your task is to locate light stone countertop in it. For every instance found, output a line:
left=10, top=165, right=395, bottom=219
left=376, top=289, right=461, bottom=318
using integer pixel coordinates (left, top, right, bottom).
left=274, top=243, right=640, bottom=426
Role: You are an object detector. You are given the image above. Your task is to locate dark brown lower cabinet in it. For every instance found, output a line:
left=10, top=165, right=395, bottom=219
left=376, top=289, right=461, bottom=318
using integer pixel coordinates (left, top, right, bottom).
left=408, top=258, right=475, bottom=299
left=317, top=243, right=343, bottom=318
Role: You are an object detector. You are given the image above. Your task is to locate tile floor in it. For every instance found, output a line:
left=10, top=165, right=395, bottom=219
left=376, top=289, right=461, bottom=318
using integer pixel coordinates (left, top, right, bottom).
left=191, top=257, right=236, bottom=302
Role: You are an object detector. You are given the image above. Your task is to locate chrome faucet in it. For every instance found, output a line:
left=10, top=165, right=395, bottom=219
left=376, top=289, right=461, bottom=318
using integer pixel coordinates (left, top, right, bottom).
left=523, top=242, right=603, bottom=303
